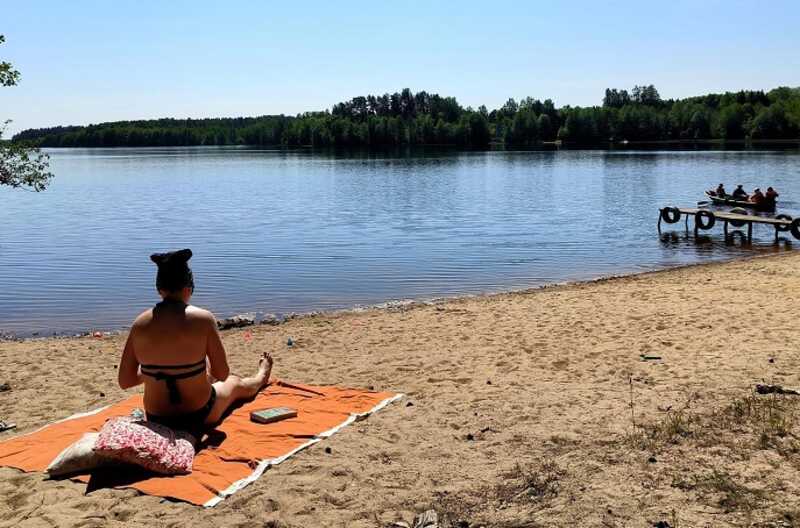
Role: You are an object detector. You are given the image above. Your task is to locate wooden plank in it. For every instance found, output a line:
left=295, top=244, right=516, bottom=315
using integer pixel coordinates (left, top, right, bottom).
left=678, top=208, right=791, bottom=226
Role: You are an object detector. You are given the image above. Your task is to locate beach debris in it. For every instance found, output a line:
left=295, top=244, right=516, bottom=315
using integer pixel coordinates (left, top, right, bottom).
left=412, top=510, right=439, bottom=528
left=217, top=314, right=256, bottom=330
left=243, top=330, right=253, bottom=343
left=406, top=401, right=414, bottom=407
left=652, top=522, right=672, bottom=528
left=755, top=384, right=800, bottom=396
left=286, top=337, right=294, bottom=347
left=130, top=408, right=145, bottom=420
left=0, top=420, right=16, bottom=433
left=768, top=357, right=775, bottom=363
left=0, top=383, right=10, bottom=392
left=324, top=446, right=332, bottom=454
left=640, top=354, right=662, bottom=361
left=647, top=455, right=657, bottom=463
left=465, top=433, right=475, bottom=441
left=486, top=380, right=492, bottom=385
left=92, top=331, right=104, bottom=339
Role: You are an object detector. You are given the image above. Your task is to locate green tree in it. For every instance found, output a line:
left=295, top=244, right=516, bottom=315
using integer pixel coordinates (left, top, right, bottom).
left=1, top=34, right=52, bottom=191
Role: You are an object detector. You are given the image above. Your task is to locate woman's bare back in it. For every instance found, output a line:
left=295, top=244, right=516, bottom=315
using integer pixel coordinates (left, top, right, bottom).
left=127, top=302, right=219, bottom=415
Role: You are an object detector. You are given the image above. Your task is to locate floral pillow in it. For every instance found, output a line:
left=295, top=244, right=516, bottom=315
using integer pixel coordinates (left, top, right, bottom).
left=93, top=417, right=196, bottom=475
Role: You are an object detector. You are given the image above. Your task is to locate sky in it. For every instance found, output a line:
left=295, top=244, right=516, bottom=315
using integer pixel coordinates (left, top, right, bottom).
left=2, top=0, right=799, bottom=136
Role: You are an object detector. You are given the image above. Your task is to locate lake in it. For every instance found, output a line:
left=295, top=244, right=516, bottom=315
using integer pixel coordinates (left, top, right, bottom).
left=1, top=146, right=799, bottom=336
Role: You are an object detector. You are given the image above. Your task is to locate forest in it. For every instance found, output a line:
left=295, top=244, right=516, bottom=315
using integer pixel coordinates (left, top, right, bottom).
left=11, top=86, right=800, bottom=149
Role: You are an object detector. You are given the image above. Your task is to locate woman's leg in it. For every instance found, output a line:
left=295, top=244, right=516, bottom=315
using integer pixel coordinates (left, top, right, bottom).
left=204, top=352, right=273, bottom=426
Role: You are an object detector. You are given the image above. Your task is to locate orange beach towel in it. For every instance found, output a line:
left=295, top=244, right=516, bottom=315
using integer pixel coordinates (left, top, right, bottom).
left=0, top=381, right=401, bottom=506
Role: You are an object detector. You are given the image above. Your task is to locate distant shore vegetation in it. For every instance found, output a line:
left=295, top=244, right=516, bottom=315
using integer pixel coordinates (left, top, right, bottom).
left=11, top=86, right=800, bottom=149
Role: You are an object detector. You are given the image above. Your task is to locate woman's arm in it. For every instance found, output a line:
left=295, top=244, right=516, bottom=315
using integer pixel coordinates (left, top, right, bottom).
left=118, top=331, right=143, bottom=389
left=206, top=315, right=230, bottom=381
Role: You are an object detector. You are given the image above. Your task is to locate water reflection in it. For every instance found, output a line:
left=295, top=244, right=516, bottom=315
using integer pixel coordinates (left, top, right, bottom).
left=0, top=147, right=798, bottom=336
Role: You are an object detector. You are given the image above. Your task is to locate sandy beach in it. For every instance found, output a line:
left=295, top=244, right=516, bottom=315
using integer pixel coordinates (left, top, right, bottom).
left=1, top=253, right=799, bottom=527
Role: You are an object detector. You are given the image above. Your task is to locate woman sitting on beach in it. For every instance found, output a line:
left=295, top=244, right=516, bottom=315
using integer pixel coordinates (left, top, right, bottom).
left=117, top=249, right=272, bottom=434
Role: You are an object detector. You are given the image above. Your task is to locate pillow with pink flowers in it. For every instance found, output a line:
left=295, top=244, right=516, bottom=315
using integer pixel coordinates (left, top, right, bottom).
left=93, top=417, right=196, bottom=475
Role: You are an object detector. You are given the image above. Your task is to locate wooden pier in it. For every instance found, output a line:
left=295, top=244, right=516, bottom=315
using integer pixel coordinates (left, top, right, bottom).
left=658, top=207, right=799, bottom=242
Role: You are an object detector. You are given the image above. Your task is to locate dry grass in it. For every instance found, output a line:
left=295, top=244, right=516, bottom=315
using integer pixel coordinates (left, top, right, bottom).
left=625, top=389, right=800, bottom=519
left=430, top=459, right=567, bottom=528
left=630, top=390, right=800, bottom=454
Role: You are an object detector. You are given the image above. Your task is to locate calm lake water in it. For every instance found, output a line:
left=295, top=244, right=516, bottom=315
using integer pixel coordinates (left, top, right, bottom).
left=1, top=146, right=799, bottom=336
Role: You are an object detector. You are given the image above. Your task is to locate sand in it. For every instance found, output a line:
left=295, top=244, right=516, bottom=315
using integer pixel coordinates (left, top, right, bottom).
left=1, top=253, right=799, bottom=527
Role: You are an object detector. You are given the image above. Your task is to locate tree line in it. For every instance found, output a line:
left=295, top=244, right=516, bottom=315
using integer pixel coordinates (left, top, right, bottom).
left=12, top=85, right=800, bottom=149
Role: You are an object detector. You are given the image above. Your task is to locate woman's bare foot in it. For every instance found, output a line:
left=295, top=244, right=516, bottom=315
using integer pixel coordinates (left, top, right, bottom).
left=256, top=352, right=273, bottom=390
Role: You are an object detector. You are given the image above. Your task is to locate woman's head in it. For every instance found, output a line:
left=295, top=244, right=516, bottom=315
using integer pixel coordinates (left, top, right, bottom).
left=150, top=249, right=194, bottom=301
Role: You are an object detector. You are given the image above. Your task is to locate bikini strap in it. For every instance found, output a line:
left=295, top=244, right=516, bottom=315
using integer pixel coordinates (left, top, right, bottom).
left=140, top=363, right=207, bottom=404
left=139, top=358, right=206, bottom=370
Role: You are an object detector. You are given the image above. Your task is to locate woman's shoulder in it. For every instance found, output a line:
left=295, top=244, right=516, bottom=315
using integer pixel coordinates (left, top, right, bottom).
left=186, top=305, right=216, bottom=324
left=132, top=308, right=154, bottom=327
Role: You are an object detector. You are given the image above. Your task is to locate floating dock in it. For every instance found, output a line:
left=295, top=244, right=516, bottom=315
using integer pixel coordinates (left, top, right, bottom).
left=658, top=207, right=798, bottom=242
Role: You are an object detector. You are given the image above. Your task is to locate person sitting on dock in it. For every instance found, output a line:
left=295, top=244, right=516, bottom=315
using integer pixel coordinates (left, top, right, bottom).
left=732, top=184, right=749, bottom=201
left=715, top=183, right=727, bottom=197
left=765, top=187, right=779, bottom=208
left=750, top=188, right=765, bottom=206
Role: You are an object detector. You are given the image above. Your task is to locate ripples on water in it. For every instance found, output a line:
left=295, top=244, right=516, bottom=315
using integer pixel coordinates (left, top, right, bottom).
left=1, top=147, right=798, bottom=336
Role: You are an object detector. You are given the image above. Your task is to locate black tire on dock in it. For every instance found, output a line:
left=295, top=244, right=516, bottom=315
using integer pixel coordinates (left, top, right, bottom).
left=695, top=210, right=716, bottom=230
left=660, top=207, right=681, bottom=224
left=776, top=214, right=793, bottom=232
left=729, top=208, right=748, bottom=228
left=790, top=218, right=800, bottom=240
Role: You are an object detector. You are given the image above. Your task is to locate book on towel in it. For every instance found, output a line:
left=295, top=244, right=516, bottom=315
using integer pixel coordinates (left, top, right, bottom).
left=249, top=407, right=297, bottom=424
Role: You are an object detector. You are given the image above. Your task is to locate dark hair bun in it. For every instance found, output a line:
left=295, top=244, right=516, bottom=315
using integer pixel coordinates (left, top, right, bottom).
left=150, top=249, right=193, bottom=266
left=150, top=249, right=195, bottom=293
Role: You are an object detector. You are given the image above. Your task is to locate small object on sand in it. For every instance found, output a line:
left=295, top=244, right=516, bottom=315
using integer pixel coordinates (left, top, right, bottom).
left=406, top=401, right=414, bottom=407
left=769, top=357, right=775, bottom=363
left=324, top=446, right=332, bottom=454
left=486, top=380, right=492, bottom=385
left=0, top=420, right=16, bottom=433
left=99, top=392, right=105, bottom=398
left=93, top=331, right=103, bottom=339
left=412, top=510, right=439, bottom=528
left=648, top=455, right=657, bottom=463
left=0, top=383, right=10, bottom=392
left=286, top=337, right=294, bottom=347
left=640, top=354, right=662, bottom=361
left=465, top=433, right=474, bottom=441
left=755, top=383, right=800, bottom=395
left=130, top=408, right=145, bottom=420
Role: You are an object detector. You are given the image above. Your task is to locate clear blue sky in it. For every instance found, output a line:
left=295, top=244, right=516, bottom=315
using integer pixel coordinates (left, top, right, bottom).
left=3, top=0, right=799, bottom=135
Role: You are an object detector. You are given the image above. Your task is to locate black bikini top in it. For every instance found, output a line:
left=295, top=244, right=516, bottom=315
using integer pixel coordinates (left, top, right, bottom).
left=140, top=359, right=206, bottom=404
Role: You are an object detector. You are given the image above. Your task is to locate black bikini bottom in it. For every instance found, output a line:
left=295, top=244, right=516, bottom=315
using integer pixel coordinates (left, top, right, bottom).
left=146, top=386, right=216, bottom=435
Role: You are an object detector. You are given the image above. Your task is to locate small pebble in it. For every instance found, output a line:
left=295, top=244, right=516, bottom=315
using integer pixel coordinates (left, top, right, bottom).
left=648, top=455, right=657, bottom=463
left=324, top=447, right=332, bottom=454
left=406, top=401, right=414, bottom=407
left=0, top=383, right=10, bottom=392
left=466, top=433, right=474, bottom=441
left=286, top=337, right=294, bottom=347
left=486, top=380, right=492, bottom=385
left=769, top=357, right=775, bottom=363
left=99, top=392, right=105, bottom=398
